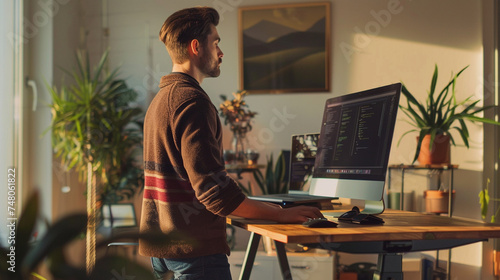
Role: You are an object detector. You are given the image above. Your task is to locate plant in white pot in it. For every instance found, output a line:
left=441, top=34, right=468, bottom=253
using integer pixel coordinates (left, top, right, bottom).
left=399, top=65, right=500, bottom=165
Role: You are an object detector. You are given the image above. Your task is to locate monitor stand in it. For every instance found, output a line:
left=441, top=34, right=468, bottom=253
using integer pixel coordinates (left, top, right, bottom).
left=322, top=199, right=385, bottom=219
left=362, top=199, right=385, bottom=215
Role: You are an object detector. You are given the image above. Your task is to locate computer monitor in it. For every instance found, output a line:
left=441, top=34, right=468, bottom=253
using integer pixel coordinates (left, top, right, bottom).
left=309, top=83, right=402, bottom=215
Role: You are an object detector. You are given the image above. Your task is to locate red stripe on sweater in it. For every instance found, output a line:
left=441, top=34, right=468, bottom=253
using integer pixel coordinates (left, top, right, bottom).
left=144, top=188, right=195, bottom=203
left=144, top=176, right=193, bottom=191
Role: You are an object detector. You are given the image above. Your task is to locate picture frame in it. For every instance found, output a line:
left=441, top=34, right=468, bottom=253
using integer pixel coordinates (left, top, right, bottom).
left=238, top=2, right=331, bottom=94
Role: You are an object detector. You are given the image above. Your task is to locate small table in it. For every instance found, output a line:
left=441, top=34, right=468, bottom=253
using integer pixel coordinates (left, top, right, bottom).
left=228, top=209, right=500, bottom=280
left=226, top=163, right=265, bottom=179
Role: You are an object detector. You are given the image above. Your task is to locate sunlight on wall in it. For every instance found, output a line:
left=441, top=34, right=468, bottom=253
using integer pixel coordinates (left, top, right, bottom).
left=346, top=35, right=484, bottom=170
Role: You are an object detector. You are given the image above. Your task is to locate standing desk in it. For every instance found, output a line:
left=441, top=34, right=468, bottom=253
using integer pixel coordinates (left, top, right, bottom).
left=227, top=209, right=500, bottom=280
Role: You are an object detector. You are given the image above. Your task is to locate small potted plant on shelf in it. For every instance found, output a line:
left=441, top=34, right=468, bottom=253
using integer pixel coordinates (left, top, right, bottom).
left=398, top=64, right=500, bottom=165
left=424, top=186, right=455, bottom=214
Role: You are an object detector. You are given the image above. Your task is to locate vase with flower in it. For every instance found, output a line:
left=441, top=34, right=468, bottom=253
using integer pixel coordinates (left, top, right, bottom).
left=219, top=90, right=257, bottom=164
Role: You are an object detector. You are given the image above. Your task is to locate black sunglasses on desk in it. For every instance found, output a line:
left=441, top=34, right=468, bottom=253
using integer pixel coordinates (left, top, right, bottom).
left=338, top=206, right=385, bottom=225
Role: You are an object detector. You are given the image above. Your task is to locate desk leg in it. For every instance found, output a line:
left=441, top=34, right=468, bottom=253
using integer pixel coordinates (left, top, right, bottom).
left=373, top=253, right=403, bottom=280
left=239, top=232, right=261, bottom=280
left=274, top=241, right=293, bottom=280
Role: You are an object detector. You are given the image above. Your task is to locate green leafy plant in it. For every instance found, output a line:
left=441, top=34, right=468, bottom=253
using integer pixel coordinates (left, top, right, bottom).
left=479, top=178, right=495, bottom=222
left=47, top=50, right=144, bottom=204
left=399, top=64, right=500, bottom=163
left=253, top=152, right=289, bottom=195
left=47, top=49, right=144, bottom=272
left=219, top=90, right=257, bottom=133
left=233, top=152, right=288, bottom=196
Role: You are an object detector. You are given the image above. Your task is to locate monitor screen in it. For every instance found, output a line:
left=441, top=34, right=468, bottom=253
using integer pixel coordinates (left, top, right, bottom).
left=289, top=133, right=319, bottom=192
left=310, top=83, right=401, bottom=213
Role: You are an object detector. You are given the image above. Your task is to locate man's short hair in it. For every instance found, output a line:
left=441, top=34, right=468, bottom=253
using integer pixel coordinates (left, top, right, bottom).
left=159, top=7, right=220, bottom=63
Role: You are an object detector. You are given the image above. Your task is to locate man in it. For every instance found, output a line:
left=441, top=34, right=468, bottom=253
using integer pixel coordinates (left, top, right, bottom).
left=139, top=7, right=323, bottom=280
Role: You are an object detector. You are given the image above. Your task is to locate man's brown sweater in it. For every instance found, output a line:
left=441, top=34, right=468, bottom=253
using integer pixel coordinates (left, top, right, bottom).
left=139, top=72, right=246, bottom=258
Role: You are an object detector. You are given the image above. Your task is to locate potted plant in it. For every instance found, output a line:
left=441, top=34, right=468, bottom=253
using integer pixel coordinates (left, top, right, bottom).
left=219, top=90, right=257, bottom=163
left=47, top=49, right=144, bottom=272
left=399, top=64, right=500, bottom=165
left=424, top=188, right=455, bottom=214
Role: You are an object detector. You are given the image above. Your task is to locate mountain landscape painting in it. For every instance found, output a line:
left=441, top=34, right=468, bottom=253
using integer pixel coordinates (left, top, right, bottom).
left=239, top=3, right=330, bottom=93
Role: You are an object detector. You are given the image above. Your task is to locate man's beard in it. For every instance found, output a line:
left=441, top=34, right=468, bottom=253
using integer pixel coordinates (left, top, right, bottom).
left=200, top=48, right=221, bottom=77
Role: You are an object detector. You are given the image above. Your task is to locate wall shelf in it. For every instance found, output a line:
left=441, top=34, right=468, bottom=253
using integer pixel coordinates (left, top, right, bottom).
left=388, top=164, right=458, bottom=216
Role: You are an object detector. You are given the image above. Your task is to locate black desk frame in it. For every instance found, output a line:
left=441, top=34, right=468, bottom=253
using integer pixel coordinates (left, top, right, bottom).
left=238, top=231, right=484, bottom=280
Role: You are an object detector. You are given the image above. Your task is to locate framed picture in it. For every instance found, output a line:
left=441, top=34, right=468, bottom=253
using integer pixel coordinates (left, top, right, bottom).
left=238, top=2, right=331, bottom=94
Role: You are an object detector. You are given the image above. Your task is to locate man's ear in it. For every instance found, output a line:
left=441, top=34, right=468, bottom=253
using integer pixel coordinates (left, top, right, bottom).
left=189, top=39, right=200, bottom=56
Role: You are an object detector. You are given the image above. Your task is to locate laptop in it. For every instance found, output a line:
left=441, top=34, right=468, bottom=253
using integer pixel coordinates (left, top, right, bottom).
left=248, top=133, right=337, bottom=207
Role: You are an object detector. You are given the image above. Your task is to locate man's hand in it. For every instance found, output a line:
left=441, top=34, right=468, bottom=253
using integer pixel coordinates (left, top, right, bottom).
left=230, top=198, right=324, bottom=223
left=276, top=205, right=324, bottom=223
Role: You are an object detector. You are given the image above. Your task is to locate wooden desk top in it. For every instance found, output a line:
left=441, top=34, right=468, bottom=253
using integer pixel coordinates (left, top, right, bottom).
left=227, top=210, right=500, bottom=244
